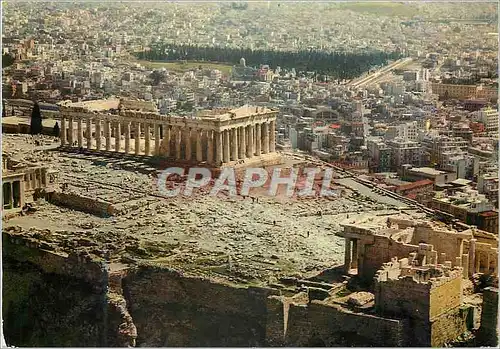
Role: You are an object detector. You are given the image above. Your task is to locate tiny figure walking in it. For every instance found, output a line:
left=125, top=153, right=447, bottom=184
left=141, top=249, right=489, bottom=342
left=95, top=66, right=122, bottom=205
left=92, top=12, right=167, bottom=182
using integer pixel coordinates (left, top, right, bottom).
left=307, top=231, right=310, bottom=238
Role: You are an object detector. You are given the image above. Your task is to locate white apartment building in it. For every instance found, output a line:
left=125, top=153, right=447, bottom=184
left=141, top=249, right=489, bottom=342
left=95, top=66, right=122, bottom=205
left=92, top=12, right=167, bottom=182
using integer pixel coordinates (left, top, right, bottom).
left=386, top=138, right=423, bottom=169
left=478, top=107, right=498, bottom=133
left=385, top=121, right=420, bottom=142
left=422, top=135, right=470, bottom=165
left=440, top=150, right=477, bottom=179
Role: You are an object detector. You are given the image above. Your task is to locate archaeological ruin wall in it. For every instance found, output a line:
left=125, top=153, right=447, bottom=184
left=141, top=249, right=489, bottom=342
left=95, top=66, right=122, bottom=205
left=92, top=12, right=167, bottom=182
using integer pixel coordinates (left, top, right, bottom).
left=373, top=256, right=468, bottom=346
left=338, top=218, right=498, bottom=285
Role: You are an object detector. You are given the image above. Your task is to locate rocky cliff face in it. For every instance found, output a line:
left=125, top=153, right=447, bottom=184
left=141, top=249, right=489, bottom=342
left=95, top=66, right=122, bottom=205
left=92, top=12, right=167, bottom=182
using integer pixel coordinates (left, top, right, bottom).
left=2, top=257, right=277, bottom=347
left=121, top=266, right=278, bottom=347
left=3, top=228, right=484, bottom=347
left=2, top=230, right=281, bottom=347
left=3, top=259, right=107, bottom=347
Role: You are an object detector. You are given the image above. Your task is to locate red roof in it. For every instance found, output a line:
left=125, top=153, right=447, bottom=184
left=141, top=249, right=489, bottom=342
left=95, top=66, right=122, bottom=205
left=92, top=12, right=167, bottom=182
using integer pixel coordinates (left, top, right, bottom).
left=329, top=124, right=341, bottom=129
left=479, top=211, right=498, bottom=217
left=397, top=179, right=434, bottom=192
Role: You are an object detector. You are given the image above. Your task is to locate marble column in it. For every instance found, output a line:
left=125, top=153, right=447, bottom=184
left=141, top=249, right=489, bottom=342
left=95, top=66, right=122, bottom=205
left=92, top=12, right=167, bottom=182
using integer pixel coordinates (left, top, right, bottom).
left=164, top=126, right=171, bottom=157
left=95, top=119, right=102, bottom=150
left=124, top=122, right=130, bottom=154
left=60, top=117, right=67, bottom=145
left=476, top=252, right=481, bottom=274
left=231, top=128, right=238, bottom=161
left=144, top=123, right=151, bottom=156
left=196, top=129, right=203, bottom=162
left=154, top=124, right=160, bottom=155
left=239, top=126, right=246, bottom=159
left=215, top=131, right=222, bottom=166
left=134, top=122, right=141, bottom=155
left=68, top=116, right=74, bottom=146
left=462, top=254, right=469, bottom=279
left=262, top=122, right=269, bottom=154
left=115, top=122, right=121, bottom=152
left=105, top=121, right=111, bottom=151
left=469, top=238, right=476, bottom=275
left=269, top=120, right=276, bottom=152
left=207, top=130, right=214, bottom=165
left=344, top=238, right=352, bottom=273
left=86, top=118, right=91, bottom=149
left=175, top=127, right=182, bottom=160
left=255, top=123, right=261, bottom=155
left=185, top=128, right=192, bottom=161
left=77, top=119, right=83, bottom=147
left=486, top=253, right=491, bottom=274
left=247, top=125, right=254, bottom=158
left=351, top=239, right=358, bottom=269
left=223, top=129, right=230, bottom=163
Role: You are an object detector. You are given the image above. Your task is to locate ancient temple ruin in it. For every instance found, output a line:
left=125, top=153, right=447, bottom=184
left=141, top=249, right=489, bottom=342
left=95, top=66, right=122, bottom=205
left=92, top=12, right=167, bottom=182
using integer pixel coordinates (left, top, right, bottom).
left=338, top=217, right=498, bottom=282
left=57, top=99, right=281, bottom=168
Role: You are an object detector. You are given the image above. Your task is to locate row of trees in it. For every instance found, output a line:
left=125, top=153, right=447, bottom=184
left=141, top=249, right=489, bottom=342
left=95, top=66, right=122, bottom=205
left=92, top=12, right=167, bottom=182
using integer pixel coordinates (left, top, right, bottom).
left=135, top=44, right=403, bottom=79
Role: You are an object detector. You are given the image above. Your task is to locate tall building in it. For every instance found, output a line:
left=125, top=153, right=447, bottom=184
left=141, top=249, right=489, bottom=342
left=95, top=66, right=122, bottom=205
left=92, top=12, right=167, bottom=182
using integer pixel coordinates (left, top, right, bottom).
left=385, top=121, right=420, bottom=142
left=387, top=138, right=424, bottom=169
left=478, top=107, right=499, bottom=134
left=422, top=135, right=469, bottom=165
left=367, top=137, right=392, bottom=172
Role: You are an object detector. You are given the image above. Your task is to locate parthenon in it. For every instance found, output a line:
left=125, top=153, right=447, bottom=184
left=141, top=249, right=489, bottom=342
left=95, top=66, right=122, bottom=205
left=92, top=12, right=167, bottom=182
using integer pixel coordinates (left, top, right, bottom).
left=57, top=98, right=281, bottom=167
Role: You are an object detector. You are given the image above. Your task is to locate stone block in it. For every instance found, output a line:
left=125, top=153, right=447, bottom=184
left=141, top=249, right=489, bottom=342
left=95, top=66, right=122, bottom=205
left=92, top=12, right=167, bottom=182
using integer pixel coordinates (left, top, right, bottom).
left=347, top=291, right=375, bottom=306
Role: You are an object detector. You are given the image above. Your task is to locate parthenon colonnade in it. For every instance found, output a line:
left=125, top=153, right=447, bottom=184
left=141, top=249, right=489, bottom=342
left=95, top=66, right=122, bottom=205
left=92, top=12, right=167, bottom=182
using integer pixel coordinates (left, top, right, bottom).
left=58, top=103, right=279, bottom=167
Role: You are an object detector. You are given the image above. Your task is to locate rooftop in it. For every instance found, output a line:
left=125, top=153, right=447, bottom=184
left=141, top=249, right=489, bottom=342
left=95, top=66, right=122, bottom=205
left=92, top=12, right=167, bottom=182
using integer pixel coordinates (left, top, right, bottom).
left=409, top=167, right=447, bottom=176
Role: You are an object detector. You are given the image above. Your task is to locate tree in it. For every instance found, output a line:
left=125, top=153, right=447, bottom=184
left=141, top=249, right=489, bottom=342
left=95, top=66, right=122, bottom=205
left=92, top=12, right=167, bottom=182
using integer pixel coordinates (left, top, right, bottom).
left=2, top=103, right=6, bottom=117
left=2, top=53, right=15, bottom=69
left=30, top=102, right=43, bottom=135
left=53, top=121, right=60, bottom=137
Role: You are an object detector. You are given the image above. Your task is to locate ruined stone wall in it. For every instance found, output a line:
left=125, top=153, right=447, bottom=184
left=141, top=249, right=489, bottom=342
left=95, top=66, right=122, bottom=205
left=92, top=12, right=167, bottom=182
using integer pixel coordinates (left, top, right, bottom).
left=284, top=300, right=405, bottom=346
left=429, top=275, right=462, bottom=320
left=430, top=305, right=472, bottom=347
left=411, top=226, right=466, bottom=266
left=373, top=277, right=469, bottom=347
left=3, top=231, right=107, bottom=284
left=478, top=287, right=499, bottom=346
left=265, top=295, right=287, bottom=346
left=1, top=230, right=481, bottom=348
left=375, top=276, right=431, bottom=321
left=122, top=265, right=281, bottom=347
left=48, top=191, right=115, bottom=217
left=3, top=259, right=108, bottom=347
left=361, top=236, right=417, bottom=283
left=2, top=233, right=109, bottom=347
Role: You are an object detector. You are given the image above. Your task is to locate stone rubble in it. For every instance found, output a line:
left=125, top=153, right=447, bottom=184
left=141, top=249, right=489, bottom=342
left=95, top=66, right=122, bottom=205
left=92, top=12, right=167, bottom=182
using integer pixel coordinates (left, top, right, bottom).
left=3, top=134, right=426, bottom=285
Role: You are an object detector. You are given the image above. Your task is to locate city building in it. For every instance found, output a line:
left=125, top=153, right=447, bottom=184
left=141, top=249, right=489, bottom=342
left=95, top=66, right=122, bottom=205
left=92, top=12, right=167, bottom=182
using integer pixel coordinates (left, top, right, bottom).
left=430, top=187, right=498, bottom=234
left=401, top=165, right=457, bottom=185
left=387, top=138, right=424, bottom=169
